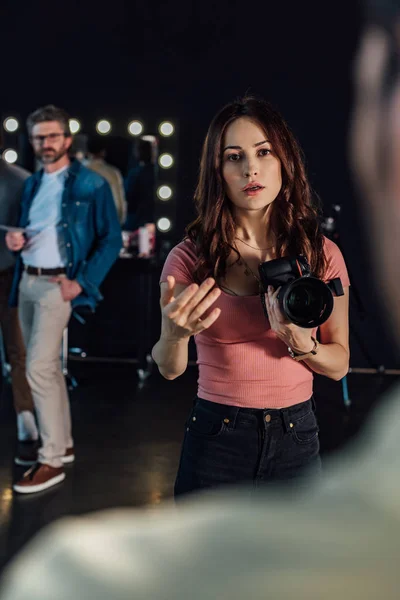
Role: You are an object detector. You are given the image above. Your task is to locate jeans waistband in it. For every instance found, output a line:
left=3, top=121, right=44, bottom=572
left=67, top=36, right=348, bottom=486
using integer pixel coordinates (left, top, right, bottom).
left=195, top=397, right=315, bottom=421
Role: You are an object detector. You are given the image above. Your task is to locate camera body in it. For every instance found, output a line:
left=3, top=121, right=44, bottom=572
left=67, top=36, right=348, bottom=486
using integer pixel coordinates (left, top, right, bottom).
left=258, top=256, right=344, bottom=328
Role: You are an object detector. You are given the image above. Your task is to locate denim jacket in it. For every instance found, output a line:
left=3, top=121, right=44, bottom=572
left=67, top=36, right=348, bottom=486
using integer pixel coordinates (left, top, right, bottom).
left=9, top=159, right=122, bottom=310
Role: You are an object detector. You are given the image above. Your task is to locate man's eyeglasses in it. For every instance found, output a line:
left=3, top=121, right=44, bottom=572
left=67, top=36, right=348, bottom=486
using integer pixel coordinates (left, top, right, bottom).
left=31, top=133, right=68, bottom=144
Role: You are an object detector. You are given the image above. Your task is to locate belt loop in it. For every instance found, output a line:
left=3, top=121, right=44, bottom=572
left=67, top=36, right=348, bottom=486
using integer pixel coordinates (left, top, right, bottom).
left=224, top=406, right=240, bottom=429
left=281, top=408, right=293, bottom=434
left=38, top=267, right=41, bottom=276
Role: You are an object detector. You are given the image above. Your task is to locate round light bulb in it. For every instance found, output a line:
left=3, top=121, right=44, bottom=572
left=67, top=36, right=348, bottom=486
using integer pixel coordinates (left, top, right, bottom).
left=3, top=149, right=18, bottom=164
left=128, top=121, right=143, bottom=136
left=157, top=217, right=172, bottom=232
left=3, top=117, right=19, bottom=133
left=96, top=120, right=111, bottom=134
left=159, top=122, right=174, bottom=137
left=157, top=185, right=173, bottom=200
left=69, top=119, right=81, bottom=134
left=159, top=153, right=174, bottom=169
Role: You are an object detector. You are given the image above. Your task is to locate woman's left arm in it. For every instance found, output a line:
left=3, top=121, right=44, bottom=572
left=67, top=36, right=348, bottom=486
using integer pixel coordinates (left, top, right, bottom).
left=266, top=286, right=350, bottom=381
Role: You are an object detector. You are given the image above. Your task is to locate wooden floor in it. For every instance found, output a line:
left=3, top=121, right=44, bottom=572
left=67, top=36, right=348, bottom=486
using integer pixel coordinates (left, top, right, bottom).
left=0, top=363, right=398, bottom=573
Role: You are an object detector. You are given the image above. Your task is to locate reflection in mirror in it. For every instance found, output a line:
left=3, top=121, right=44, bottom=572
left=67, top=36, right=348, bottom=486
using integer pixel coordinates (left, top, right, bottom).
left=124, top=135, right=158, bottom=232
left=70, top=134, right=159, bottom=251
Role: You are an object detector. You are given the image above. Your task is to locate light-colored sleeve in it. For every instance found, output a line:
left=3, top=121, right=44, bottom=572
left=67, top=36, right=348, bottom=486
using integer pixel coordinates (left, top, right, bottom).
left=0, top=462, right=399, bottom=600
left=112, top=168, right=127, bottom=225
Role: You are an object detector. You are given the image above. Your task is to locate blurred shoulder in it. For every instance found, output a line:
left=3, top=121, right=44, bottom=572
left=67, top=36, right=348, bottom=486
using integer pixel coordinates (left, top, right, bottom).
left=0, top=160, right=31, bottom=183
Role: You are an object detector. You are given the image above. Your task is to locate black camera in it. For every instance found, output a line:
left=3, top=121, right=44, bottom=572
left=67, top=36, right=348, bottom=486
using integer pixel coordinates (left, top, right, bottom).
left=258, top=256, right=344, bottom=328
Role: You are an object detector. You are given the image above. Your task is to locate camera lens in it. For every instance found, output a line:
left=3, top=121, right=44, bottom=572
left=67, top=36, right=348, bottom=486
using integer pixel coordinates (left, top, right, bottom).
left=287, top=287, right=321, bottom=314
left=281, top=278, right=334, bottom=327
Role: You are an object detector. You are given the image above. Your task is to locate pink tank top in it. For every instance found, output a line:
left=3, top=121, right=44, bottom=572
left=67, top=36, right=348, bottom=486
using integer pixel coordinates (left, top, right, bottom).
left=160, top=237, right=350, bottom=409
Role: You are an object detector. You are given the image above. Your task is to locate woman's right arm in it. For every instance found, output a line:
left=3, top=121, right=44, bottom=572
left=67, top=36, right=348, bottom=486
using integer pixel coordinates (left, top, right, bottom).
left=151, top=276, right=221, bottom=380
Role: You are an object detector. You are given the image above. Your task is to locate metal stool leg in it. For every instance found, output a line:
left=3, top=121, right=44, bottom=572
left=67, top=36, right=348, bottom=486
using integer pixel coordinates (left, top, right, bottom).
left=0, top=327, right=11, bottom=380
left=341, top=375, right=351, bottom=409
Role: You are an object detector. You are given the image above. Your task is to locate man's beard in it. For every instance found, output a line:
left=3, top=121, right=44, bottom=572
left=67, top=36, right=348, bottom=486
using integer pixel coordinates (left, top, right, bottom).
left=36, top=146, right=69, bottom=164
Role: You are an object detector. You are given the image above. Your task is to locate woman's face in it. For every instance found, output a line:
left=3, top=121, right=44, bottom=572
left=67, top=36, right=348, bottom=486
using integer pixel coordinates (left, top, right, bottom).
left=221, top=117, right=282, bottom=213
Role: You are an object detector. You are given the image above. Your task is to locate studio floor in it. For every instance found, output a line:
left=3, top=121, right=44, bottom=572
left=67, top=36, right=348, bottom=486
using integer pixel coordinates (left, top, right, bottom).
left=0, top=362, right=398, bottom=573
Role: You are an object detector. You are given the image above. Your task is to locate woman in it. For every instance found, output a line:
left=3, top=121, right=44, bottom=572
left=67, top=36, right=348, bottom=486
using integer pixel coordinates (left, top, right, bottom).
left=152, top=96, right=350, bottom=496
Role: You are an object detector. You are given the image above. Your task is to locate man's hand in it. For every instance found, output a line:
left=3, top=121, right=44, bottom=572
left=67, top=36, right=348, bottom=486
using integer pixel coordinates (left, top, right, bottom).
left=5, top=232, right=25, bottom=252
left=50, top=277, right=82, bottom=302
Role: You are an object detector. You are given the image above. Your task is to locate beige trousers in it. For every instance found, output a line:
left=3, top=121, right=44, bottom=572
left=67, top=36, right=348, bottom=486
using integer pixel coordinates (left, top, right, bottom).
left=18, top=272, right=73, bottom=468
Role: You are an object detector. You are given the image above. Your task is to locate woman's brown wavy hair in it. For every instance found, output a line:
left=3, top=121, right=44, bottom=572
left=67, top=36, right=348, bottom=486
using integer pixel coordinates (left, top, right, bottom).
left=185, top=96, right=327, bottom=283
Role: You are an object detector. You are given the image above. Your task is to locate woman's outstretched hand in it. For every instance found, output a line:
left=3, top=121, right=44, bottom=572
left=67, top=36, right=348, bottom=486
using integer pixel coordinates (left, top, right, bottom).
left=160, top=276, right=222, bottom=341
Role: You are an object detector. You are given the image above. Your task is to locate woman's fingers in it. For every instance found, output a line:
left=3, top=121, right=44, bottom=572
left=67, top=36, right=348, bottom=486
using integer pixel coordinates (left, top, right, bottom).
left=167, top=278, right=216, bottom=318
left=193, top=308, right=222, bottom=334
left=188, top=287, right=221, bottom=322
left=163, top=283, right=199, bottom=315
left=181, top=278, right=217, bottom=315
left=265, top=286, right=280, bottom=324
left=160, top=276, right=176, bottom=307
left=162, top=277, right=222, bottom=336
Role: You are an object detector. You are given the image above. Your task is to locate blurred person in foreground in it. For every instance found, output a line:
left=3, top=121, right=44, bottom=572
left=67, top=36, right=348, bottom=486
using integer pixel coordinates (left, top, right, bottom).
left=86, top=138, right=127, bottom=225
left=0, top=1, right=400, bottom=596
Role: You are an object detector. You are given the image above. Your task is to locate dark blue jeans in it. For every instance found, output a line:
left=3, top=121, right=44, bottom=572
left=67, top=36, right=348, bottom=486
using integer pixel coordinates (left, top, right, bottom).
left=174, top=396, right=321, bottom=497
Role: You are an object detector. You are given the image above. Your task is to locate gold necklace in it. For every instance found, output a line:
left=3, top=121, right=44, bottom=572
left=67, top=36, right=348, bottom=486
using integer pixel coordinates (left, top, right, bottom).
left=235, top=237, right=273, bottom=251
left=236, top=254, right=263, bottom=289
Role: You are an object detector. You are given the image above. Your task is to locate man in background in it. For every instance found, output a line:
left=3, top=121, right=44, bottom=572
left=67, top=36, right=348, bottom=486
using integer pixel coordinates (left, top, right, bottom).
left=5, top=105, right=122, bottom=494
left=86, top=138, right=127, bottom=225
left=0, top=135, right=36, bottom=449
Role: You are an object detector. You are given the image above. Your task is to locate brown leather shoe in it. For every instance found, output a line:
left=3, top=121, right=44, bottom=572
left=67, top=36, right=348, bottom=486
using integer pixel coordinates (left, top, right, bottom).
left=13, top=463, right=65, bottom=494
left=62, top=447, right=75, bottom=464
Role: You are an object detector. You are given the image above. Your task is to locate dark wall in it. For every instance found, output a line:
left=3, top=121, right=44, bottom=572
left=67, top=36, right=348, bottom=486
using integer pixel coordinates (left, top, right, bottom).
left=1, top=0, right=398, bottom=367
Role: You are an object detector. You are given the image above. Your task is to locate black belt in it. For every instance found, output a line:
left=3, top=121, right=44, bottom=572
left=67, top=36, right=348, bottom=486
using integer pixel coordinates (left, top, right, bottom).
left=24, top=265, right=67, bottom=276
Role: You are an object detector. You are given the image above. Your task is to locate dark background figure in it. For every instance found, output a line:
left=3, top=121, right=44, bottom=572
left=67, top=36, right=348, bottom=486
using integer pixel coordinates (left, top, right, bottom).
left=0, top=133, right=36, bottom=445
left=124, top=139, right=156, bottom=231
left=86, top=138, right=127, bottom=225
